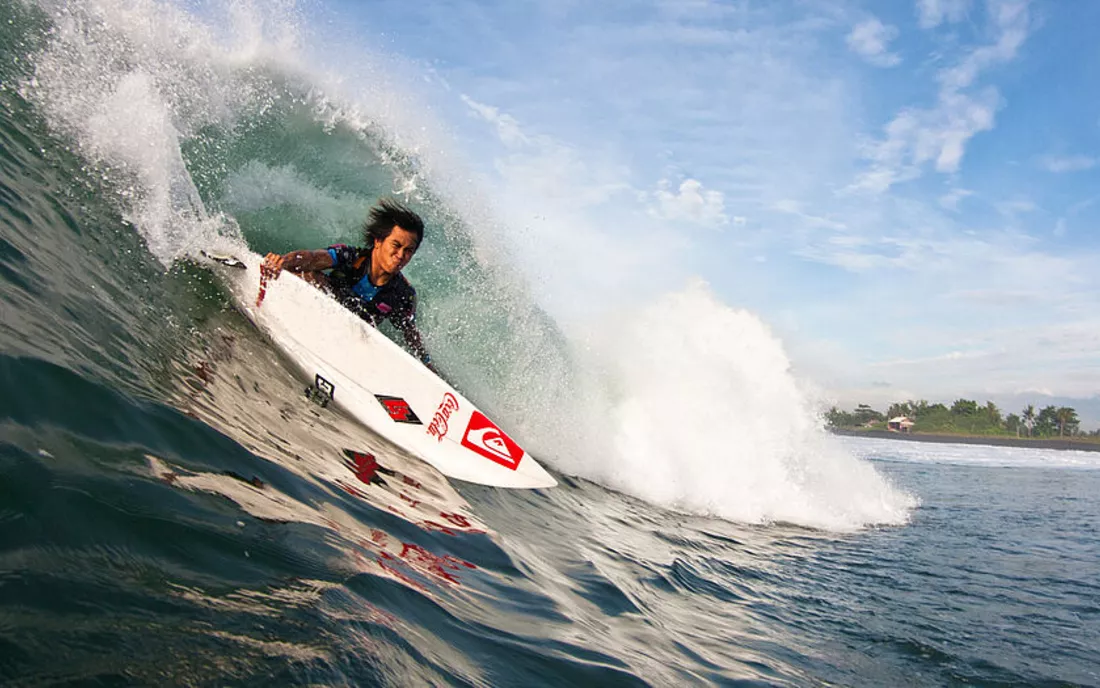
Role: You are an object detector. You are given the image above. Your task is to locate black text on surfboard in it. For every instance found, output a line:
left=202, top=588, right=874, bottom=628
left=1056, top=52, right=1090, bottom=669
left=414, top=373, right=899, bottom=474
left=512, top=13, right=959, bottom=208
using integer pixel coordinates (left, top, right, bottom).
left=306, top=374, right=335, bottom=407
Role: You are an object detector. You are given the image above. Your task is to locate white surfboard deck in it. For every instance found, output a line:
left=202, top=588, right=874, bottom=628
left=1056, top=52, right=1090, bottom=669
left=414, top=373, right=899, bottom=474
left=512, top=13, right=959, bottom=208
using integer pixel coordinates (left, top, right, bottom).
left=204, top=250, right=556, bottom=490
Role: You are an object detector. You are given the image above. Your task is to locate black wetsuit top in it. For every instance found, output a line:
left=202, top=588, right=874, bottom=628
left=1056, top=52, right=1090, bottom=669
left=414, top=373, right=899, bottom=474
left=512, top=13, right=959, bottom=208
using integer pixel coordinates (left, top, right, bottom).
left=325, top=244, right=427, bottom=361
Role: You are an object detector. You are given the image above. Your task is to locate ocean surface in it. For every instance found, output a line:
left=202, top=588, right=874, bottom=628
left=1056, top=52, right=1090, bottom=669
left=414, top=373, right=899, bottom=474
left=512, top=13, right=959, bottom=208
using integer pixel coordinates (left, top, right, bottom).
left=1, top=2, right=1098, bottom=685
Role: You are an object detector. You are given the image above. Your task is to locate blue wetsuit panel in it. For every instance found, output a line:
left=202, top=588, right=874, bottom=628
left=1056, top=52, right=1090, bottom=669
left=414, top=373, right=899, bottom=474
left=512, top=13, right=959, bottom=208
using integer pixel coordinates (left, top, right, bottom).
left=327, top=247, right=379, bottom=301
left=351, top=275, right=380, bottom=301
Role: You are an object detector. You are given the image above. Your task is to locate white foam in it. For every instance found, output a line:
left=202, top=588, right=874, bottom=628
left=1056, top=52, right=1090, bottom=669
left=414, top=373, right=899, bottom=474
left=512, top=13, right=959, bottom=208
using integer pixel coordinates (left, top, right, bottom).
left=551, top=281, right=917, bottom=531
left=841, top=435, right=1100, bottom=470
left=22, top=0, right=284, bottom=261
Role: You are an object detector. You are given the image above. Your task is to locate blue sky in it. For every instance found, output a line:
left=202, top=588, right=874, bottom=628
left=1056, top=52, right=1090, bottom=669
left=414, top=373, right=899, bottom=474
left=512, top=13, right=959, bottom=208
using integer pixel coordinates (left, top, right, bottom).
left=321, top=0, right=1100, bottom=419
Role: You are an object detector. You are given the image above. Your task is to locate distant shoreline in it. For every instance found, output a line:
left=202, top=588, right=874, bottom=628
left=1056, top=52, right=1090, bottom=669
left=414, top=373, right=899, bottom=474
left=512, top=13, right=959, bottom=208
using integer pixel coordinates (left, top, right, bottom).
left=830, top=428, right=1100, bottom=453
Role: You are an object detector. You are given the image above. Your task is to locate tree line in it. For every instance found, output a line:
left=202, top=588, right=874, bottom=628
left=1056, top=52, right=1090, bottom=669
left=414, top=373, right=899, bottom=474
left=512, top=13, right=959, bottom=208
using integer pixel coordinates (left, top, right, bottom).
left=825, top=399, right=1094, bottom=438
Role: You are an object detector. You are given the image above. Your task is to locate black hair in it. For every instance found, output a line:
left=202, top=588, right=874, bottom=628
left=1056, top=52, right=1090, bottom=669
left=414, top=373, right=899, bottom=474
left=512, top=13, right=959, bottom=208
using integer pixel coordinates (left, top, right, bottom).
left=362, top=198, right=425, bottom=247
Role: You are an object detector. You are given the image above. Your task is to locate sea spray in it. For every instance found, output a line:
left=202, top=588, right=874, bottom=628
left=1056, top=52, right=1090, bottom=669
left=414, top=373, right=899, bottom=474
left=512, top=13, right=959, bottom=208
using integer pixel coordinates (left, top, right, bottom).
left=21, top=0, right=270, bottom=261
left=560, top=280, right=916, bottom=530
left=21, top=0, right=482, bottom=260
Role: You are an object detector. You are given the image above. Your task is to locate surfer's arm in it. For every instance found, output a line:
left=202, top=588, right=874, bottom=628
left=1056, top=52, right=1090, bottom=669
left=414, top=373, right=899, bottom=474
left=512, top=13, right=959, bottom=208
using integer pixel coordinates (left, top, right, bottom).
left=262, top=250, right=334, bottom=276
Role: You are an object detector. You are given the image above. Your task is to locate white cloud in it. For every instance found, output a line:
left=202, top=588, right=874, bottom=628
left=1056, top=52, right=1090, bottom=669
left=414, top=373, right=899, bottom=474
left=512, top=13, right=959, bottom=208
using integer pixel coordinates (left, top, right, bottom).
left=939, top=187, right=974, bottom=210
left=996, top=198, right=1038, bottom=217
left=851, top=86, right=1000, bottom=193
left=460, top=94, right=634, bottom=207
left=648, top=178, right=728, bottom=227
left=461, top=94, right=529, bottom=147
left=938, top=1, right=1029, bottom=93
left=917, top=0, right=971, bottom=29
left=869, top=348, right=990, bottom=367
left=772, top=198, right=847, bottom=230
left=793, top=234, right=919, bottom=273
left=846, top=18, right=901, bottom=68
left=863, top=318, right=1100, bottom=399
left=1067, top=198, right=1097, bottom=215
left=1039, top=155, right=1098, bottom=173
left=852, top=0, right=1030, bottom=192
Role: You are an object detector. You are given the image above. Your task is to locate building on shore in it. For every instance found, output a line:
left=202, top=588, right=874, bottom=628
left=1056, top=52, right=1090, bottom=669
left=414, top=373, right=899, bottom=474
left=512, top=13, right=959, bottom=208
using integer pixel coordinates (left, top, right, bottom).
left=887, top=416, right=915, bottom=433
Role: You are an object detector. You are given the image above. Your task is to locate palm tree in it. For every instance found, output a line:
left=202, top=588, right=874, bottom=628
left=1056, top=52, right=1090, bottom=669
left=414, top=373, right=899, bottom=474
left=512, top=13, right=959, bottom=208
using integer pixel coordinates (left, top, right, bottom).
left=1022, top=405, right=1036, bottom=437
left=1055, top=407, right=1080, bottom=437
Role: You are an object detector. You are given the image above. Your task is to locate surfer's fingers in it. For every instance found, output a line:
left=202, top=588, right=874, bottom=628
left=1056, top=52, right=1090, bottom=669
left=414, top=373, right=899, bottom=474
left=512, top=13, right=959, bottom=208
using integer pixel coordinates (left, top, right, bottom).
left=261, top=252, right=284, bottom=278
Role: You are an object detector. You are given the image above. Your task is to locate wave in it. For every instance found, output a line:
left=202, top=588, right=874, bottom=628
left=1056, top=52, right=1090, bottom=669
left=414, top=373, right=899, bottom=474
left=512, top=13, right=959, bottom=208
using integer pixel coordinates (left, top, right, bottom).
left=10, top=0, right=915, bottom=530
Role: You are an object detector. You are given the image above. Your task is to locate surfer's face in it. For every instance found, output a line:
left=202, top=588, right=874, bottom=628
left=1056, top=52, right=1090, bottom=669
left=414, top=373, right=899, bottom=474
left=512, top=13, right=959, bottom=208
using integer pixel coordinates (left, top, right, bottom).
left=374, top=225, right=419, bottom=275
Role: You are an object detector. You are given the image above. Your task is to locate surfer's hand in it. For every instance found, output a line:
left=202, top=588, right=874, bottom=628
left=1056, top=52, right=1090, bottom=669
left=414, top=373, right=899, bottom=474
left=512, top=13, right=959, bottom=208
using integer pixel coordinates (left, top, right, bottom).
left=261, top=252, right=285, bottom=279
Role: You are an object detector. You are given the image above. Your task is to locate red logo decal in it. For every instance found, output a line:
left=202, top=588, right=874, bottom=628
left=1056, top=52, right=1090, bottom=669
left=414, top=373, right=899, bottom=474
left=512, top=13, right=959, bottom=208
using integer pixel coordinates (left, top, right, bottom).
left=343, top=449, right=380, bottom=485
left=461, top=411, right=523, bottom=470
left=427, top=393, right=460, bottom=442
left=375, top=395, right=422, bottom=424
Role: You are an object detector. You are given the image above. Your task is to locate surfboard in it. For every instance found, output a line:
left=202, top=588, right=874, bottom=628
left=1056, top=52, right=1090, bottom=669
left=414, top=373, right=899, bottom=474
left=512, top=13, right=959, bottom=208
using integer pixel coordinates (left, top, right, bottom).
left=202, top=250, right=557, bottom=490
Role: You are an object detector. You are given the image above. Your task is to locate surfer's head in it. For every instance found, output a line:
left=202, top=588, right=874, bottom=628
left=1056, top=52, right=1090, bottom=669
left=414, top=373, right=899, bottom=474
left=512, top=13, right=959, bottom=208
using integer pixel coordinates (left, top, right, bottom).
left=363, top=199, right=425, bottom=249
left=364, top=199, right=424, bottom=277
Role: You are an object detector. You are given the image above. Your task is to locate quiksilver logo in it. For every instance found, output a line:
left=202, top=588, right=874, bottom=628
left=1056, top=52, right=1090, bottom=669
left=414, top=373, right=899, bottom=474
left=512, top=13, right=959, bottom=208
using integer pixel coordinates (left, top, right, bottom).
left=461, top=411, right=523, bottom=470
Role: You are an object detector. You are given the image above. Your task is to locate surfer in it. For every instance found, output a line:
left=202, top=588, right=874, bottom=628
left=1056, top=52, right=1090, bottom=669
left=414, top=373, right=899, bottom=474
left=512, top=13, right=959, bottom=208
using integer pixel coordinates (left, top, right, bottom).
left=260, top=199, right=433, bottom=369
